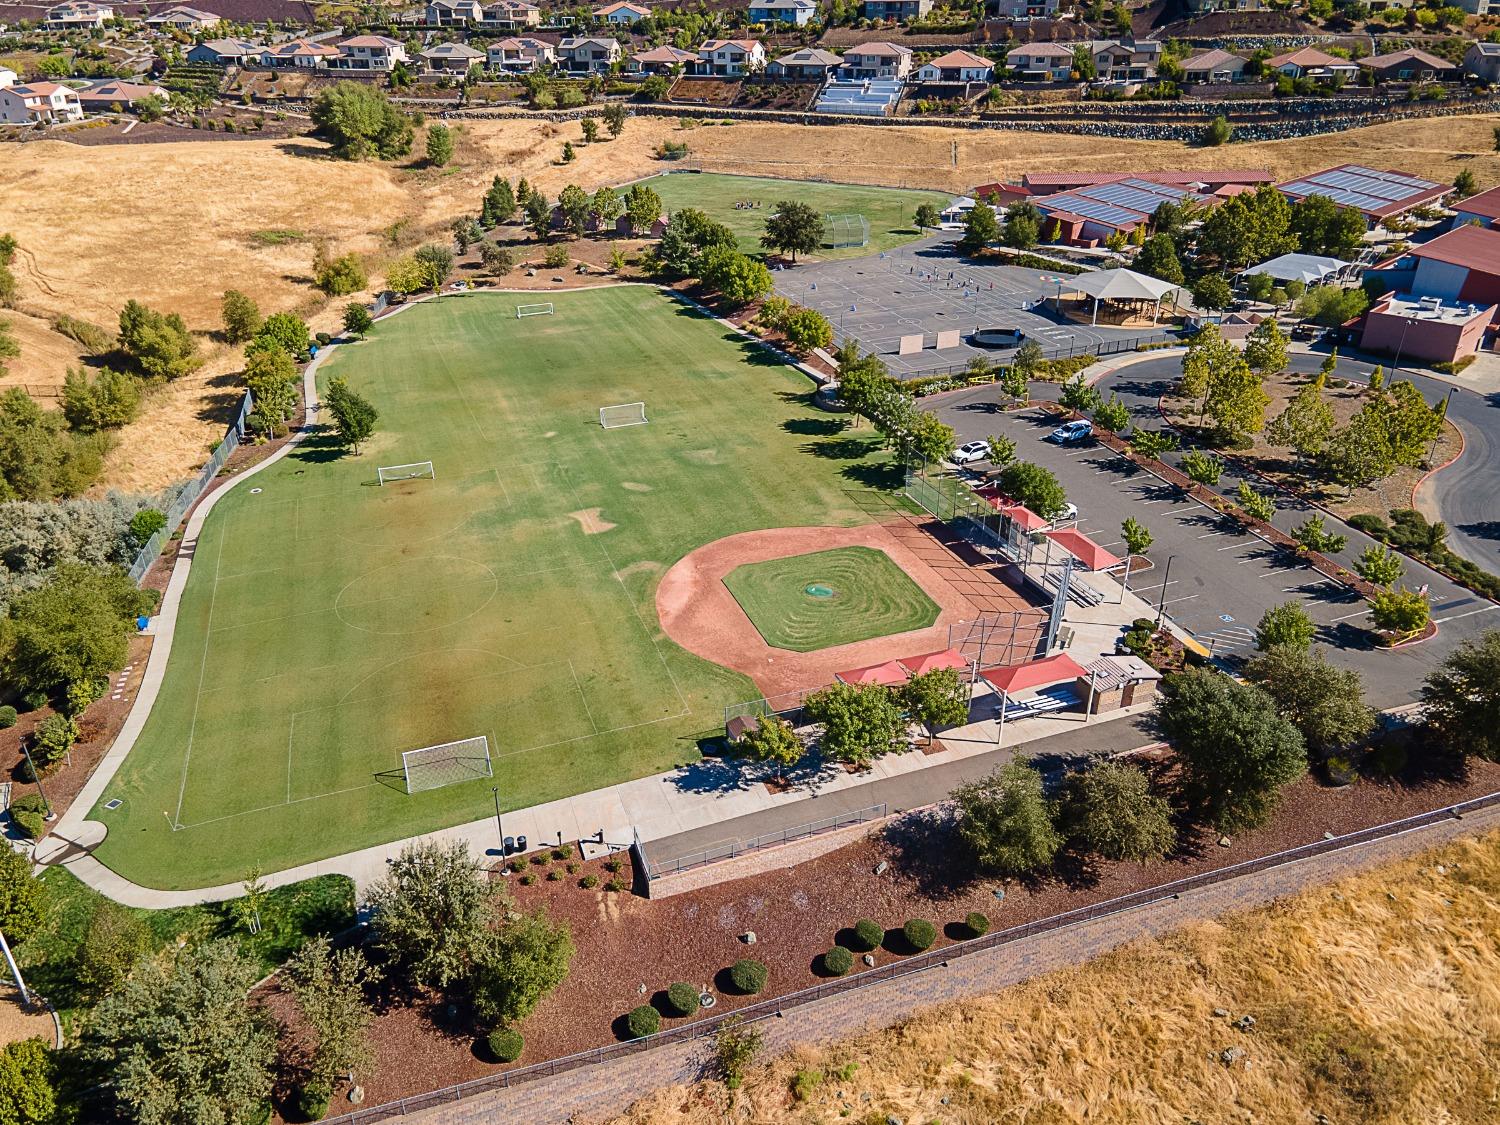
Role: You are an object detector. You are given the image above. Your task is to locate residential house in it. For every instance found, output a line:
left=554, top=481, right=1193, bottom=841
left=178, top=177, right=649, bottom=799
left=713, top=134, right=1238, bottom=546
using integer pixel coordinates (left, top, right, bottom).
left=914, top=49, right=993, bottom=83
left=748, top=0, right=818, bottom=24
left=1457, top=0, right=1498, bottom=14
left=487, top=36, right=556, bottom=71
left=1266, top=46, right=1359, bottom=82
left=74, top=78, right=168, bottom=110
left=1360, top=47, right=1457, bottom=82
left=694, top=38, right=766, bottom=76
left=0, top=68, right=16, bottom=88
left=144, top=5, right=220, bottom=31
left=425, top=0, right=484, bottom=24
left=1005, top=42, right=1075, bottom=81
left=1091, top=38, right=1160, bottom=81
left=1452, top=186, right=1500, bottom=229
left=992, top=0, right=1060, bottom=16
left=260, top=38, right=341, bottom=68
left=630, top=44, right=695, bottom=74
left=0, top=81, right=84, bottom=123
left=862, top=0, right=932, bottom=17
left=421, top=42, right=486, bottom=72
left=558, top=36, right=623, bottom=72
left=1180, top=48, right=1247, bottom=84
left=187, top=37, right=260, bottom=64
left=1465, top=40, right=1500, bottom=82
left=840, top=41, right=913, bottom=79
left=480, top=0, right=541, bottom=26
left=44, top=1, right=112, bottom=28
left=335, top=35, right=408, bottom=71
left=767, top=46, right=841, bottom=80
left=594, top=1, right=649, bottom=22
left=1184, top=0, right=1268, bottom=9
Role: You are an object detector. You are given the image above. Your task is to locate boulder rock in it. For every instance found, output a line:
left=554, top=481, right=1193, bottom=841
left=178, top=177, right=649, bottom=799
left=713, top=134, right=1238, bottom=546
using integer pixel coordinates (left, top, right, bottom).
left=874, top=860, right=888, bottom=876
left=742, top=931, right=757, bottom=944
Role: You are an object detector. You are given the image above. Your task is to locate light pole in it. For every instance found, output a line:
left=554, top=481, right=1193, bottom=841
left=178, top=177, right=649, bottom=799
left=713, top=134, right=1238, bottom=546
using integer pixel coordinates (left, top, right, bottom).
left=1154, top=554, right=1176, bottom=629
left=21, top=746, right=54, bottom=822
left=491, top=786, right=504, bottom=857
left=1429, top=384, right=1455, bottom=462
left=1391, top=316, right=1415, bottom=380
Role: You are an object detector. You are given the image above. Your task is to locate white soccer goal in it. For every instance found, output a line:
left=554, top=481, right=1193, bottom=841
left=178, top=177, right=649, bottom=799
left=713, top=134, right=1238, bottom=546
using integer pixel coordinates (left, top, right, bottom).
left=599, top=402, right=648, bottom=429
left=516, top=302, right=555, bottom=318
left=377, top=461, right=435, bottom=486
left=401, top=735, right=493, bottom=795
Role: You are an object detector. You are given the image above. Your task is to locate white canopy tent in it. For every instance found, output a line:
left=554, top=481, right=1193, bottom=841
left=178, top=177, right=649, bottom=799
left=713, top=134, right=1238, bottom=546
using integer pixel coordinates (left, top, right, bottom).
left=1065, top=268, right=1183, bottom=325
left=1237, top=252, right=1349, bottom=287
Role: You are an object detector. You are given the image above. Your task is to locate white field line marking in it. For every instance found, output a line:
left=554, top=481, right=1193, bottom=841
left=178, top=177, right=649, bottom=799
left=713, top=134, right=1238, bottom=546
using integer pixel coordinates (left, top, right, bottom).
left=172, top=519, right=228, bottom=830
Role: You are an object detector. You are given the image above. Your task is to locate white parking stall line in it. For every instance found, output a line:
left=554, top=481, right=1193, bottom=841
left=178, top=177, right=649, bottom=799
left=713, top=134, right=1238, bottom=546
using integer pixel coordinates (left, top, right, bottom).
left=1330, top=607, right=1371, bottom=623
left=1197, top=531, right=1230, bottom=539
left=1161, top=594, right=1202, bottom=606
left=1435, top=604, right=1500, bottom=624
left=1132, top=579, right=1177, bottom=595
left=1217, top=541, right=1253, bottom=552
left=1140, top=497, right=1173, bottom=505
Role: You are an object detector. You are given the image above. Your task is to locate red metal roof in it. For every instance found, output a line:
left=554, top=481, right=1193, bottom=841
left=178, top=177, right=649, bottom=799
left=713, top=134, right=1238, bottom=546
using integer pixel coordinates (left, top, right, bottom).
left=836, top=660, right=911, bottom=687
left=1042, top=528, right=1121, bottom=571
left=979, top=653, right=1088, bottom=696
left=1409, top=224, right=1500, bottom=277
left=1452, top=186, right=1500, bottom=222
left=898, top=649, right=969, bottom=676
left=973, top=486, right=1050, bottom=530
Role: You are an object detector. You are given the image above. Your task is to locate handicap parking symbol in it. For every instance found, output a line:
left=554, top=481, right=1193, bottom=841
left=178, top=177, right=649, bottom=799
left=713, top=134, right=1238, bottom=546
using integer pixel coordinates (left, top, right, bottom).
left=1219, top=614, right=1235, bottom=623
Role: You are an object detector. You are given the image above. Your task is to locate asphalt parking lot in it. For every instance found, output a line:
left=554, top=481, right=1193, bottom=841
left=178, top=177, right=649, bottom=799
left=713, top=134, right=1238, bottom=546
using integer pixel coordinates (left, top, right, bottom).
left=773, top=236, right=1172, bottom=377
left=929, top=398, right=1494, bottom=707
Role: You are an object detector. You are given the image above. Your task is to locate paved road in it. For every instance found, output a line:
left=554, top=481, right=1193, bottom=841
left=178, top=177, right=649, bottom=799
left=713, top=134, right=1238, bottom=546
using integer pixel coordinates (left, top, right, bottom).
left=929, top=363, right=1500, bottom=708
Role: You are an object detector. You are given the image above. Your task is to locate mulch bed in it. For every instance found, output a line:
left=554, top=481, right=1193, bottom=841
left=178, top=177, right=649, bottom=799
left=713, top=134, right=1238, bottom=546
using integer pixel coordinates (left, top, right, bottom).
left=307, top=752, right=1500, bottom=1114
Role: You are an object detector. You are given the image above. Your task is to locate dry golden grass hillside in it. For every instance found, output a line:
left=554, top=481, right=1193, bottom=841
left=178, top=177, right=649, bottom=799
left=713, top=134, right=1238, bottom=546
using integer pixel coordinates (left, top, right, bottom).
left=615, top=829, right=1500, bottom=1125
left=6, top=111, right=1500, bottom=491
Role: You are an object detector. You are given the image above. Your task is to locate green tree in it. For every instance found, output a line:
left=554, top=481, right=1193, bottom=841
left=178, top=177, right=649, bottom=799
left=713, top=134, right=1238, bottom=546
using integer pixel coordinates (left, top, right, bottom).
left=1421, top=630, right=1500, bottom=761
left=1135, top=233, right=1184, bottom=284
left=1454, top=168, right=1479, bottom=198
left=760, top=200, right=824, bottom=261
left=0, top=847, right=45, bottom=946
left=1002, top=211, right=1038, bottom=251
left=468, top=910, right=575, bottom=1026
left=739, top=715, right=803, bottom=780
left=1289, top=194, right=1367, bottom=257
left=1060, top=760, right=1175, bottom=863
left=592, top=185, right=623, bottom=228
left=1121, top=516, right=1152, bottom=556
left=1292, top=513, right=1347, bottom=554
left=997, top=461, right=1068, bottom=519
left=1156, top=668, right=1307, bottom=830
left=284, top=936, right=383, bottom=1091
left=481, top=176, right=516, bottom=226
left=1245, top=644, right=1374, bottom=756
left=1178, top=324, right=1234, bottom=416
left=1059, top=373, right=1102, bottom=415
left=1295, top=284, right=1369, bottom=327
left=1072, top=44, right=1096, bottom=79
left=659, top=208, right=736, bottom=275
left=0, top=318, right=15, bottom=379
left=1094, top=393, right=1130, bottom=434
left=88, top=940, right=276, bottom=1125
left=365, top=841, right=497, bottom=988
left=480, top=242, right=515, bottom=277
left=61, top=367, right=140, bottom=432
left=1180, top=449, right=1223, bottom=486
left=0, top=1038, right=58, bottom=1125
left=384, top=254, right=431, bottom=296
left=76, top=901, right=151, bottom=997
left=1130, top=428, right=1179, bottom=461
left=1203, top=114, right=1232, bottom=146
left=1265, top=372, right=1334, bottom=459
left=804, top=682, right=907, bottom=767
left=220, top=289, right=261, bottom=344
left=781, top=307, right=833, bottom=354
left=315, top=251, right=367, bottom=297
left=951, top=761, right=1062, bottom=876
left=1354, top=544, right=1403, bottom=588
left=914, top=202, right=942, bottom=230
left=1255, top=600, right=1316, bottom=652
left=1243, top=317, right=1289, bottom=377
left=699, top=246, right=773, bottom=306
left=958, top=203, right=1000, bottom=255
left=602, top=100, right=627, bottom=138
left=558, top=183, right=591, bottom=237
left=1196, top=185, right=1297, bottom=270
left=1190, top=273, right=1233, bottom=311
left=0, top=388, right=102, bottom=500
left=117, top=299, right=201, bottom=381
left=323, top=375, right=378, bottom=453
left=624, top=183, right=663, bottom=235
left=580, top=117, right=599, bottom=143
left=1235, top=480, right=1277, bottom=522
left=525, top=193, right=551, bottom=241
left=243, top=345, right=299, bottom=425
left=1203, top=350, right=1269, bottom=440
left=414, top=244, right=454, bottom=291
left=252, top=310, right=311, bottom=358
left=1370, top=586, right=1430, bottom=638
left=1245, top=272, right=1275, bottom=303
left=900, top=667, right=970, bottom=735
left=342, top=302, right=374, bottom=338
left=3, top=564, right=152, bottom=699
left=310, top=81, right=414, bottom=160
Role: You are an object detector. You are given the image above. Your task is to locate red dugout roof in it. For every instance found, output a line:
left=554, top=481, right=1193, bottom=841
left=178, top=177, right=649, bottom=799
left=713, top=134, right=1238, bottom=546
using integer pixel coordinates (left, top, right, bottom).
left=1042, top=528, right=1122, bottom=571
left=979, top=653, right=1088, bottom=696
left=836, top=660, right=911, bottom=687
left=899, top=649, right=968, bottom=676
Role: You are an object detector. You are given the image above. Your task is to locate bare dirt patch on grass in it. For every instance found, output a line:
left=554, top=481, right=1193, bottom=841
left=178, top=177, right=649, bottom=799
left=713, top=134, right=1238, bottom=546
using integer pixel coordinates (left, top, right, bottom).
left=568, top=507, right=617, bottom=535
left=1163, top=370, right=1462, bottom=522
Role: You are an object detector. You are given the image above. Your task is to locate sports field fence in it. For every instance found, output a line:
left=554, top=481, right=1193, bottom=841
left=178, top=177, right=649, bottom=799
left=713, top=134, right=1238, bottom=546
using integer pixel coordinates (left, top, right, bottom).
left=127, top=390, right=254, bottom=584
left=637, top=803, right=890, bottom=880
left=891, top=329, right=1180, bottom=382
left=823, top=212, right=870, bottom=249
left=319, top=788, right=1500, bottom=1125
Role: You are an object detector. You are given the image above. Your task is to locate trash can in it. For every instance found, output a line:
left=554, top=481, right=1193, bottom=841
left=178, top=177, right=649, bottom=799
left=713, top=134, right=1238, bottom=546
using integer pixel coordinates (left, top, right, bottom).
left=503, top=836, right=515, bottom=856
left=516, top=834, right=527, bottom=854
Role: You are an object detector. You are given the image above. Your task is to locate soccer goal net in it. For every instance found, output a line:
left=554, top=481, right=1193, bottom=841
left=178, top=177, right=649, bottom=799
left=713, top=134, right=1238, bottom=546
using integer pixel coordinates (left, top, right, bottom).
left=824, top=213, right=870, bottom=249
left=600, top=402, right=648, bottom=429
left=517, top=302, right=555, bottom=318
left=377, top=461, right=435, bottom=486
left=401, top=735, right=493, bottom=794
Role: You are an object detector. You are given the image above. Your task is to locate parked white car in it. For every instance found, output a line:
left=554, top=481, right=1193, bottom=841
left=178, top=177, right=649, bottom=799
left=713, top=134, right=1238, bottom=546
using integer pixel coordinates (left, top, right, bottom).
left=951, top=440, right=992, bottom=466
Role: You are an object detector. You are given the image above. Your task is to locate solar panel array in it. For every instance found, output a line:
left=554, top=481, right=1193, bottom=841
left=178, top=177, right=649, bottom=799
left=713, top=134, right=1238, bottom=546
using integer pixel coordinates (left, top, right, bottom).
left=1278, top=164, right=1443, bottom=216
left=1040, top=178, right=1207, bottom=230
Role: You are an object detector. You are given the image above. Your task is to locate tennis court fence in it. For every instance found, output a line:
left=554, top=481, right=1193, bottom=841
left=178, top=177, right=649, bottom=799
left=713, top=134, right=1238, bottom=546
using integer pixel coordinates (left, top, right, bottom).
left=126, top=390, right=254, bottom=584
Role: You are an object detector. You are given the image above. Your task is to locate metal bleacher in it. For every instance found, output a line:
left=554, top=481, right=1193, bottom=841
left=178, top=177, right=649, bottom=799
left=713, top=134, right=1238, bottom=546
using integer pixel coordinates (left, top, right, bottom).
left=816, top=77, right=903, bottom=116
left=1000, top=685, right=1078, bottom=720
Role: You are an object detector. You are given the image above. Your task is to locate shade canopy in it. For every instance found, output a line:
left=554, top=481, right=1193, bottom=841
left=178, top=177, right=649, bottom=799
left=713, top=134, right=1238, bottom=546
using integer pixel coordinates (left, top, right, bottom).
left=836, top=659, right=911, bottom=687
left=979, top=653, right=1089, bottom=696
left=1238, top=252, right=1348, bottom=286
left=1069, top=268, right=1182, bottom=302
left=899, top=649, right=969, bottom=676
left=1042, top=528, right=1122, bottom=571
left=974, top=487, right=1049, bottom=530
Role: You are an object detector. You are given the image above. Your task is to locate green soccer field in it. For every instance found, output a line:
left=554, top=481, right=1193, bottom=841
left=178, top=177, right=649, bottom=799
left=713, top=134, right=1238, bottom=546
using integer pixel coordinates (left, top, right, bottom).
left=639, top=172, right=949, bottom=260
left=723, top=546, right=939, bottom=653
left=90, top=287, right=899, bottom=889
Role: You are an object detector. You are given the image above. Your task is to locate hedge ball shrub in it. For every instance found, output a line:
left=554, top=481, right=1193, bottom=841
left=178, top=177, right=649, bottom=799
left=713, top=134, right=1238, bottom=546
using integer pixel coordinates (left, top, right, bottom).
left=0, top=706, right=16, bottom=729
left=486, top=1027, right=524, bottom=1062
left=665, top=981, right=700, bottom=1017
left=580, top=874, right=599, bottom=889
left=903, top=919, right=937, bottom=952
left=823, top=945, right=854, bottom=976
left=627, top=1004, right=661, bottom=1038
left=296, top=1081, right=331, bottom=1121
left=851, top=919, right=883, bottom=952
left=9, top=794, right=47, bottom=840
left=965, top=911, right=990, bottom=937
left=729, top=958, right=768, bottom=995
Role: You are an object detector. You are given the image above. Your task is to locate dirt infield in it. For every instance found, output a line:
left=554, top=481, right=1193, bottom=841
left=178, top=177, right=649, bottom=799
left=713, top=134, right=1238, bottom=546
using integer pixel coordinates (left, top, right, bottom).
left=656, top=515, right=1044, bottom=699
